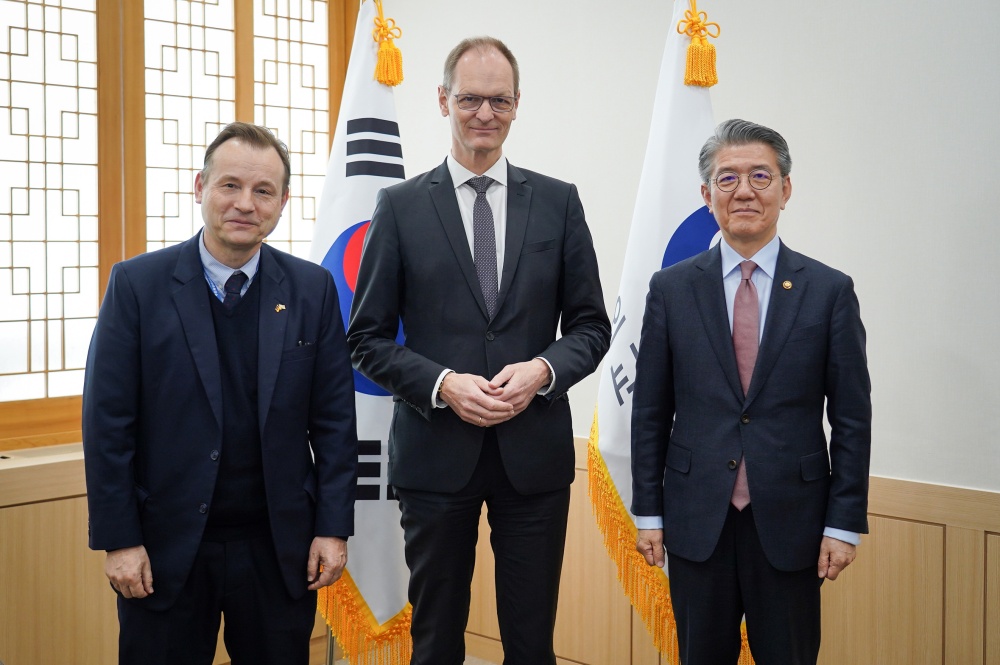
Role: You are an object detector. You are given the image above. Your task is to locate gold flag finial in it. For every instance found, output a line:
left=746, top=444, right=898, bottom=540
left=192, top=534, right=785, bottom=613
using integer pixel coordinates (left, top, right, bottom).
left=371, top=0, right=403, bottom=86
left=677, top=0, right=720, bottom=87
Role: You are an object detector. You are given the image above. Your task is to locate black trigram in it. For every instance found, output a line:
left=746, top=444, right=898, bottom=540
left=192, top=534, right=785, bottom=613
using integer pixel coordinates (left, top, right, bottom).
left=356, top=439, right=395, bottom=501
left=345, top=118, right=405, bottom=180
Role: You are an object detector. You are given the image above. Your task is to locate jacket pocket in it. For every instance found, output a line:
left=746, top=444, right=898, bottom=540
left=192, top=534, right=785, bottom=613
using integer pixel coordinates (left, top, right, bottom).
left=665, top=444, right=692, bottom=474
left=800, top=449, right=831, bottom=481
left=786, top=322, right=823, bottom=343
left=521, top=239, right=556, bottom=255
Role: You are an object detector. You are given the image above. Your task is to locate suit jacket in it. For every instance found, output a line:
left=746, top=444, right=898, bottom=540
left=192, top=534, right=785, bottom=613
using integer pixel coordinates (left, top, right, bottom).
left=630, top=242, right=871, bottom=571
left=348, top=160, right=610, bottom=495
left=82, top=235, right=358, bottom=611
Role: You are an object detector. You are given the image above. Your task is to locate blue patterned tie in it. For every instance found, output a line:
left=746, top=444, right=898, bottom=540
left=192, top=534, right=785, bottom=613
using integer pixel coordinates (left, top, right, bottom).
left=222, top=271, right=248, bottom=311
left=467, top=176, right=498, bottom=317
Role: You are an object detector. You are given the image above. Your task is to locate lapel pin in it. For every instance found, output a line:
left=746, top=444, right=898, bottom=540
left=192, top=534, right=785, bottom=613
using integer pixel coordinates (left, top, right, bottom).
left=782, top=280, right=793, bottom=290
left=275, top=304, right=286, bottom=313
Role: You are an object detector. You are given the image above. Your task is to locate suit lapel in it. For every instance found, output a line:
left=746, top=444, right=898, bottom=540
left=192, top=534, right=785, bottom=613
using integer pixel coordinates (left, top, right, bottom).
left=257, top=245, right=289, bottom=434
left=171, top=236, right=224, bottom=429
left=428, top=160, right=490, bottom=319
left=495, top=163, right=530, bottom=316
left=746, top=242, right=806, bottom=404
left=692, top=245, right=745, bottom=402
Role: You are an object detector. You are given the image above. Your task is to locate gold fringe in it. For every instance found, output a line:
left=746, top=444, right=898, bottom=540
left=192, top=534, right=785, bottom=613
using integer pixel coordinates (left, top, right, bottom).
left=676, top=0, right=720, bottom=88
left=371, top=0, right=403, bottom=86
left=318, top=569, right=412, bottom=665
left=587, top=411, right=754, bottom=664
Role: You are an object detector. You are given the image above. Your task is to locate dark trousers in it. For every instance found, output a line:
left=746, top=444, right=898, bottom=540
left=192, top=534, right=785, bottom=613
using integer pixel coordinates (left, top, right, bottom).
left=117, top=535, right=317, bottom=665
left=667, top=504, right=822, bottom=665
left=395, top=429, right=571, bottom=665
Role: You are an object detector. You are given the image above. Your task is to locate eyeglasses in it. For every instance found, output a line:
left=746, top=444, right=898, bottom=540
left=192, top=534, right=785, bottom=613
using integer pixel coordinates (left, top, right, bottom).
left=712, top=169, right=779, bottom=192
left=451, top=94, right=517, bottom=113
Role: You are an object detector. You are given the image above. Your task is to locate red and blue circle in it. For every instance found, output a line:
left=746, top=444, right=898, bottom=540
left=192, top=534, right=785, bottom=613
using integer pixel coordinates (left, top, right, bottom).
left=322, top=220, right=404, bottom=396
left=662, top=205, right=718, bottom=269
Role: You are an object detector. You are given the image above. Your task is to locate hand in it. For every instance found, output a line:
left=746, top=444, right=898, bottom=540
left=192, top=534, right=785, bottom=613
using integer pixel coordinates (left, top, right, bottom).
left=105, top=545, right=154, bottom=599
left=817, top=536, right=857, bottom=580
left=306, top=536, right=348, bottom=590
left=439, top=372, right=514, bottom=427
left=636, top=529, right=665, bottom=568
left=489, top=359, right=551, bottom=416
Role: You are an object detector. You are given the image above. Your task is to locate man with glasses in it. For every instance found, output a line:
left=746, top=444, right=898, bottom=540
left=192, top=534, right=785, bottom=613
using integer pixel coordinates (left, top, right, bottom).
left=348, top=36, right=610, bottom=665
left=630, top=119, right=871, bottom=664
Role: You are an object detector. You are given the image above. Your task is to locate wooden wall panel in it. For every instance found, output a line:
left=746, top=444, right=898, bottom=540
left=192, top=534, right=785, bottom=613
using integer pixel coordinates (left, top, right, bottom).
left=987, top=533, right=1000, bottom=665
left=945, top=527, right=985, bottom=664
left=819, top=516, right=944, bottom=665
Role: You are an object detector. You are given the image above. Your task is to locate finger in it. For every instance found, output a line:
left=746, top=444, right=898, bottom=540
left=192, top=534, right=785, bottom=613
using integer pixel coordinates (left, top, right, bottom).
left=817, top=553, right=829, bottom=578
left=489, top=366, right=515, bottom=389
left=306, top=550, right=320, bottom=582
left=141, top=563, right=155, bottom=594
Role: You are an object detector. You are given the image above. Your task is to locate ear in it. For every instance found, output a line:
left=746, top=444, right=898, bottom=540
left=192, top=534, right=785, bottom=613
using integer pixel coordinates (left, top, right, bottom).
left=280, top=188, right=291, bottom=212
left=194, top=171, right=205, bottom=204
left=780, top=175, right=792, bottom=210
left=512, top=91, right=520, bottom=121
left=701, top=182, right=712, bottom=212
left=438, top=86, right=450, bottom=117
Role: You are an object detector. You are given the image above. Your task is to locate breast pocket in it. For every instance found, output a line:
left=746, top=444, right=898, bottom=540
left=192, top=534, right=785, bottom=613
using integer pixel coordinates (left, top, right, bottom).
left=281, top=344, right=317, bottom=363
left=521, top=239, right=556, bottom=255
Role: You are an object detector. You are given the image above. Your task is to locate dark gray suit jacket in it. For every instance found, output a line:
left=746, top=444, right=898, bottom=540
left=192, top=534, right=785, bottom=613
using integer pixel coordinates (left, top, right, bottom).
left=83, top=235, right=358, bottom=610
left=348, top=160, right=610, bottom=495
left=630, top=242, right=871, bottom=571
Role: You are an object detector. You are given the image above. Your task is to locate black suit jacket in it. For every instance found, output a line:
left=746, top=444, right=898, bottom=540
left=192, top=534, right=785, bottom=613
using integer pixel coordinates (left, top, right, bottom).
left=631, top=242, right=871, bottom=571
left=83, top=235, right=358, bottom=610
left=348, top=160, right=610, bottom=494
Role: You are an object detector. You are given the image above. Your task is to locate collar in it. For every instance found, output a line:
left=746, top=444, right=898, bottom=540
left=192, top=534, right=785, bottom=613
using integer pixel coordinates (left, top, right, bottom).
left=720, top=234, right=780, bottom=279
left=198, top=229, right=261, bottom=287
left=447, top=154, right=508, bottom=191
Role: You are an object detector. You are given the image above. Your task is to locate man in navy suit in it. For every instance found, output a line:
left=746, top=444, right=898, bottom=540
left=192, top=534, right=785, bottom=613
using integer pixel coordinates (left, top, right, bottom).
left=630, top=119, right=871, bottom=665
left=83, top=122, right=358, bottom=665
left=348, top=37, right=610, bottom=665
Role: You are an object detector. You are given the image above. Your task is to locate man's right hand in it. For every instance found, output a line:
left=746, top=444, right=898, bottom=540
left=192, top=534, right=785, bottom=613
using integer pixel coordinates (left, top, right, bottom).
left=439, top=372, right=514, bottom=427
left=105, top=545, right=154, bottom=599
left=636, top=528, right=665, bottom=568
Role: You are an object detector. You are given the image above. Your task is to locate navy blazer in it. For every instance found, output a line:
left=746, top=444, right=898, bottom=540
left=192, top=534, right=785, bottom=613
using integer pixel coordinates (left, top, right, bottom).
left=348, top=160, right=611, bottom=495
left=630, top=242, right=871, bottom=571
left=83, top=235, right=358, bottom=610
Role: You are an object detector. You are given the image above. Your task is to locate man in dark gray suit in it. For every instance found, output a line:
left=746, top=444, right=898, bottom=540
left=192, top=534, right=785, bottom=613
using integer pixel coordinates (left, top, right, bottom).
left=630, top=119, right=871, bottom=665
left=348, top=36, right=610, bottom=665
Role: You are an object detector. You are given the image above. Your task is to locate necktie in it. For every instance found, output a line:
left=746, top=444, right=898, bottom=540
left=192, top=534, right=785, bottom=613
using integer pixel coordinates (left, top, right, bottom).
left=730, top=260, right=758, bottom=510
left=223, top=271, right=248, bottom=312
left=467, top=176, right=498, bottom=318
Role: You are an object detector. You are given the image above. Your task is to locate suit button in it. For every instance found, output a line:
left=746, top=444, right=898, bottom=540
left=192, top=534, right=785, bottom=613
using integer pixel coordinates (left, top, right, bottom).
left=486, top=331, right=495, bottom=341
left=198, top=503, right=208, bottom=514
left=728, top=459, right=738, bottom=470
left=210, top=450, right=220, bottom=461
left=741, top=414, right=750, bottom=424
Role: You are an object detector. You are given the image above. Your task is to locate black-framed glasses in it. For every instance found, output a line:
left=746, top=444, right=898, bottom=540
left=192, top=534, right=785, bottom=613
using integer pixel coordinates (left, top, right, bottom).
left=713, top=169, right=778, bottom=192
left=451, top=94, right=517, bottom=113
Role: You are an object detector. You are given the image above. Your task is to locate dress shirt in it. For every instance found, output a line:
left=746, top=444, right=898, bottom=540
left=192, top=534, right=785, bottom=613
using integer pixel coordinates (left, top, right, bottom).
left=634, top=235, right=859, bottom=546
left=431, top=154, right=554, bottom=408
left=199, top=230, right=260, bottom=302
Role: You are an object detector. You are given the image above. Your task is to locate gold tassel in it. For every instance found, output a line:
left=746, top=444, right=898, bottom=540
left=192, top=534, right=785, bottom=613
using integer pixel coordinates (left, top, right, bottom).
left=587, top=411, right=754, bottom=663
left=677, top=0, right=720, bottom=87
left=371, top=0, right=403, bottom=86
left=318, top=570, right=413, bottom=665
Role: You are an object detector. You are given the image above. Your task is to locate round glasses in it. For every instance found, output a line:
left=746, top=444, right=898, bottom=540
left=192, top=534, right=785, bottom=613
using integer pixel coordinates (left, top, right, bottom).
left=452, top=94, right=517, bottom=113
left=713, top=169, right=778, bottom=192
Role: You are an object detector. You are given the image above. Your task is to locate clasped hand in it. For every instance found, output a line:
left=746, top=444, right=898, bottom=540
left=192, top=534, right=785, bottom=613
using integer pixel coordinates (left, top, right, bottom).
left=440, top=359, right=551, bottom=427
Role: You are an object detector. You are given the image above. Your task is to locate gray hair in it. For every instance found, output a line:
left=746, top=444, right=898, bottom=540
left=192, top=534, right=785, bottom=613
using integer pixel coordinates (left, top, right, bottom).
left=442, top=36, right=520, bottom=94
left=698, top=119, right=792, bottom=184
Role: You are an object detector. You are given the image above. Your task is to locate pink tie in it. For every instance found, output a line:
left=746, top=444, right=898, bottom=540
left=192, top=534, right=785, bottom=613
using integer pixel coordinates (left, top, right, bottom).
left=730, top=260, right=758, bottom=510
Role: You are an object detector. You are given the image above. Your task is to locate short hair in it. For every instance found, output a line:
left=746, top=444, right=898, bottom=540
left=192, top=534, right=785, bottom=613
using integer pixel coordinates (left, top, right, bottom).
left=442, top=36, right=520, bottom=95
left=698, top=119, right=792, bottom=184
left=201, top=122, right=291, bottom=194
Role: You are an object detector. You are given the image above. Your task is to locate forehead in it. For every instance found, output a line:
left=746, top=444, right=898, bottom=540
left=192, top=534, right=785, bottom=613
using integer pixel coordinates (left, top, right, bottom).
left=207, top=139, right=284, bottom=182
left=451, top=47, right=515, bottom=94
left=712, top=142, right=780, bottom=173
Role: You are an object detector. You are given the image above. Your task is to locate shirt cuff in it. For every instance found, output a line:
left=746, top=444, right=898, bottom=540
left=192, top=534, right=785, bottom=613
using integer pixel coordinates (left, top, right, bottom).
left=432, top=369, right=453, bottom=408
left=823, top=526, right=860, bottom=546
left=634, top=515, right=663, bottom=530
left=536, top=357, right=555, bottom=396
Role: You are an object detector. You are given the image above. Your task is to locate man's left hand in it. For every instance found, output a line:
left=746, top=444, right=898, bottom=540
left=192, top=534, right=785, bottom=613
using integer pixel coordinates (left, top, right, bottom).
left=306, top=536, right=348, bottom=590
left=817, top=536, right=856, bottom=580
left=490, top=359, right=551, bottom=416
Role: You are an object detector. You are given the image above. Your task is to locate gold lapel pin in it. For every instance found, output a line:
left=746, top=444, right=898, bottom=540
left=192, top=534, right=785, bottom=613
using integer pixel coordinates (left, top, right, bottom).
left=782, top=280, right=793, bottom=290
left=275, top=304, right=286, bottom=313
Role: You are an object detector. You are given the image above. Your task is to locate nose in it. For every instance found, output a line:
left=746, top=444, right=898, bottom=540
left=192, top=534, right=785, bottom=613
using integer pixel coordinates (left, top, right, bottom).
left=235, top=187, right=254, bottom=211
left=475, top=103, right=495, bottom=122
left=733, top=175, right=756, bottom=198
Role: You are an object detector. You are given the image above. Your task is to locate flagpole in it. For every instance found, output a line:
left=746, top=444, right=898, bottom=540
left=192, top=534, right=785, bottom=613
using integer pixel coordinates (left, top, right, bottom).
left=326, top=630, right=337, bottom=665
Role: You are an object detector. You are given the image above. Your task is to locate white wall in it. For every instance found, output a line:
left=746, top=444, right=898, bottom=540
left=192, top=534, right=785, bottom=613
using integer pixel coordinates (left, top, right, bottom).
left=383, top=0, right=1000, bottom=492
